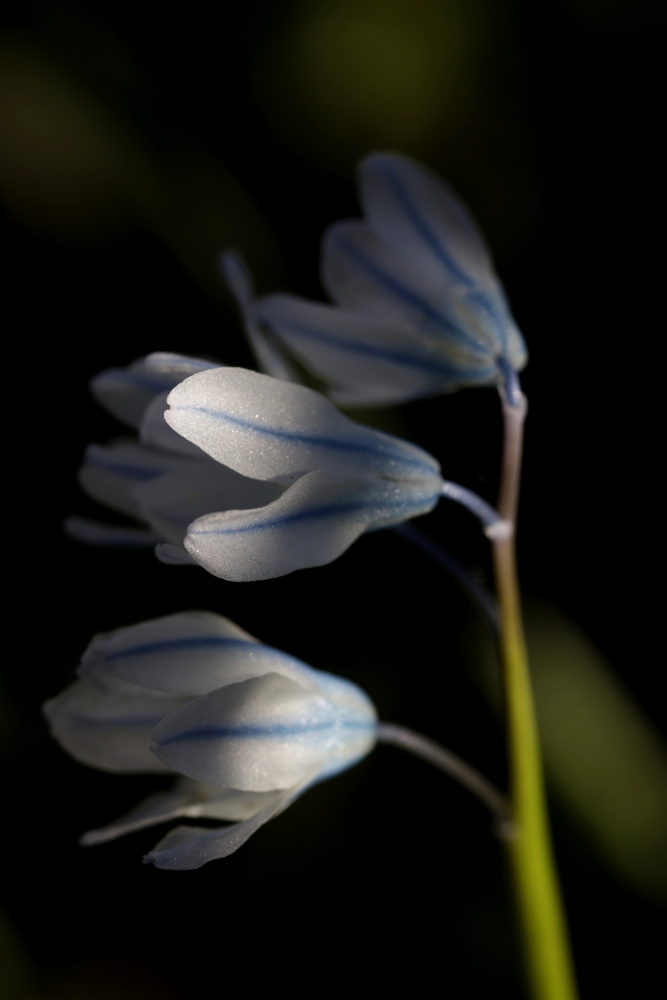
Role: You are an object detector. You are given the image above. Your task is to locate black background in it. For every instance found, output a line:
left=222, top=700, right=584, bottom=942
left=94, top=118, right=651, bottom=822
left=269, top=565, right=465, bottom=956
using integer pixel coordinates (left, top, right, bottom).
left=2, top=2, right=665, bottom=997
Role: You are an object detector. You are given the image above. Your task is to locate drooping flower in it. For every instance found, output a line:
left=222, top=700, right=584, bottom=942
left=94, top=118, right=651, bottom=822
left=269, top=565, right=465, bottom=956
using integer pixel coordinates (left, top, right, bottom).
left=66, top=352, right=283, bottom=550
left=161, top=365, right=444, bottom=580
left=224, top=152, right=527, bottom=406
left=43, top=611, right=377, bottom=870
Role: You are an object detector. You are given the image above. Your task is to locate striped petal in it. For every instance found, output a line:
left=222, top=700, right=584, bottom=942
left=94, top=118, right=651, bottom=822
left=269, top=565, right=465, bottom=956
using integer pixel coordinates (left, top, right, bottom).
left=80, top=611, right=321, bottom=696
left=165, top=367, right=441, bottom=484
left=78, top=441, right=194, bottom=521
left=257, top=292, right=486, bottom=405
left=359, top=152, right=499, bottom=294
left=144, top=784, right=302, bottom=870
left=182, top=467, right=440, bottom=581
left=151, top=673, right=336, bottom=790
left=133, top=459, right=283, bottom=546
left=323, top=220, right=496, bottom=361
left=43, top=677, right=183, bottom=774
left=91, top=353, right=218, bottom=429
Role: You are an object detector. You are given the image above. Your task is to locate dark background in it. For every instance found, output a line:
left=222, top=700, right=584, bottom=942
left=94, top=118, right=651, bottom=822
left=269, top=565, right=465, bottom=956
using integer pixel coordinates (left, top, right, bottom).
left=2, top=1, right=665, bottom=997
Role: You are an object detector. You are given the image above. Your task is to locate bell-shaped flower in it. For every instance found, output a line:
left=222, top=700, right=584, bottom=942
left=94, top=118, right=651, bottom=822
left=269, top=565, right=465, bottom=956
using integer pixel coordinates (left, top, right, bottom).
left=162, top=365, right=444, bottom=580
left=43, top=611, right=377, bottom=870
left=226, top=152, right=527, bottom=406
left=67, top=352, right=283, bottom=550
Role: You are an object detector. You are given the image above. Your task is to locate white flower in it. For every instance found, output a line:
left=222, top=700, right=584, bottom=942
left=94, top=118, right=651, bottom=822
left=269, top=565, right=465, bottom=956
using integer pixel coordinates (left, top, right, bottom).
left=225, top=152, right=527, bottom=406
left=43, top=611, right=377, bottom=870
left=67, top=352, right=282, bottom=550
left=162, top=366, right=444, bottom=580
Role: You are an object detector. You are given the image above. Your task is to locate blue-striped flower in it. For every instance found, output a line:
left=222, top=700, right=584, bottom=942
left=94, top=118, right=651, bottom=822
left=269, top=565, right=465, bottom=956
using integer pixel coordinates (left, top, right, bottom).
left=43, top=611, right=377, bottom=870
left=67, top=353, right=282, bottom=552
left=226, top=152, right=527, bottom=406
left=162, top=366, right=444, bottom=580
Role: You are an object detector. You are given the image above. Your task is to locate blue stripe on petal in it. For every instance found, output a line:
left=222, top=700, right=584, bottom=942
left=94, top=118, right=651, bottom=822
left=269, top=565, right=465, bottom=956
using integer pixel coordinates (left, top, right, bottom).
left=104, top=371, right=183, bottom=392
left=188, top=493, right=438, bottom=537
left=466, top=289, right=509, bottom=355
left=264, top=318, right=493, bottom=380
left=85, top=456, right=164, bottom=481
left=156, top=718, right=374, bottom=745
left=374, top=158, right=473, bottom=288
left=332, top=231, right=485, bottom=353
left=172, top=405, right=438, bottom=477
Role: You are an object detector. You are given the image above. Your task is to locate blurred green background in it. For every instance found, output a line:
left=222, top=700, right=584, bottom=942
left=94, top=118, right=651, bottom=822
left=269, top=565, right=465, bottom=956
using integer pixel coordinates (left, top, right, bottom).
left=2, top=1, right=665, bottom=997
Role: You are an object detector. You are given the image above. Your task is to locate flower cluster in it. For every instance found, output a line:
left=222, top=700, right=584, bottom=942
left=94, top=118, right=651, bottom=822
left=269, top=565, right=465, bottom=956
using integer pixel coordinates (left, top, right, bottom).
left=44, top=612, right=377, bottom=869
left=51, top=151, right=525, bottom=867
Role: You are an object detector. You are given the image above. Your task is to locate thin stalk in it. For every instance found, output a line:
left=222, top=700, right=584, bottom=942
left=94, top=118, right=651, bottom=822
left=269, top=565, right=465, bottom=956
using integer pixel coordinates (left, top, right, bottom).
left=493, top=379, right=578, bottom=1000
left=377, top=722, right=509, bottom=821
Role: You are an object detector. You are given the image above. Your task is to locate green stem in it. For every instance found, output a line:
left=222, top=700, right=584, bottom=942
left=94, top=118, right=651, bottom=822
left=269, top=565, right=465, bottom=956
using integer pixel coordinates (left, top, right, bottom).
left=493, top=391, right=578, bottom=1000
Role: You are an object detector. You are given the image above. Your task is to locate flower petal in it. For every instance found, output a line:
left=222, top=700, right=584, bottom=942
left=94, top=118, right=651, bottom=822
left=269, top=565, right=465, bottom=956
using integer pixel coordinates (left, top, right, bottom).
left=133, top=458, right=283, bottom=546
left=91, top=353, right=218, bottom=429
left=43, top=677, right=183, bottom=773
left=151, top=673, right=342, bottom=791
left=323, top=220, right=494, bottom=360
left=165, top=367, right=441, bottom=484
left=144, top=784, right=302, bottom=869
left=78, top=441, right=193, bottom=521
left=80, top=778, right=274, bottom=845
left=80, top=611, right=321, bottom=696
left=64, top=517, right=159, bottom=547
left=183, top=467, right=440, bottom=581
left=257, top=293, right=486, bottom=405
left=140, top=392, right=209, bottom=458
left=359, top=152, right=499, bottom=294
left=222, top=251, right=300, bottom=382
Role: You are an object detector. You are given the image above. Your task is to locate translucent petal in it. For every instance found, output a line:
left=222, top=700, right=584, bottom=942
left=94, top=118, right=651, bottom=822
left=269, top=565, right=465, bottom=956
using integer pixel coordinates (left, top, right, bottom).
left=144, top=784, right=301, bottom=870
left=81, top=784, right=198, bottom=845
left=63, top=517, right=159, bottom=547
left=78, top=441, right=192, bottom=520
left=165, top=367, right=441, bottom=484
left=80, top=778, right=273, bottom=845
left=221, top=252, right=299, bottom=382
left=80, top=611, right=321, bottom=696
left=142, top=353, right=219, bottom=378
left=91, top=353, right=217, bottom=429
left=359, top=152, right=498, bottom=293
left=43, top=677, right=183, bottom=773
left=140, top=392, right=208, bottom=458
left=134, top=459, right=283, bottom=546
left=151, top=673, right=341, bottom=791
left=257, top=293, right=487, bottom=405
left=183, top=467, right=440, bottom=581
left=323, top=221, right=493, bottom=359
